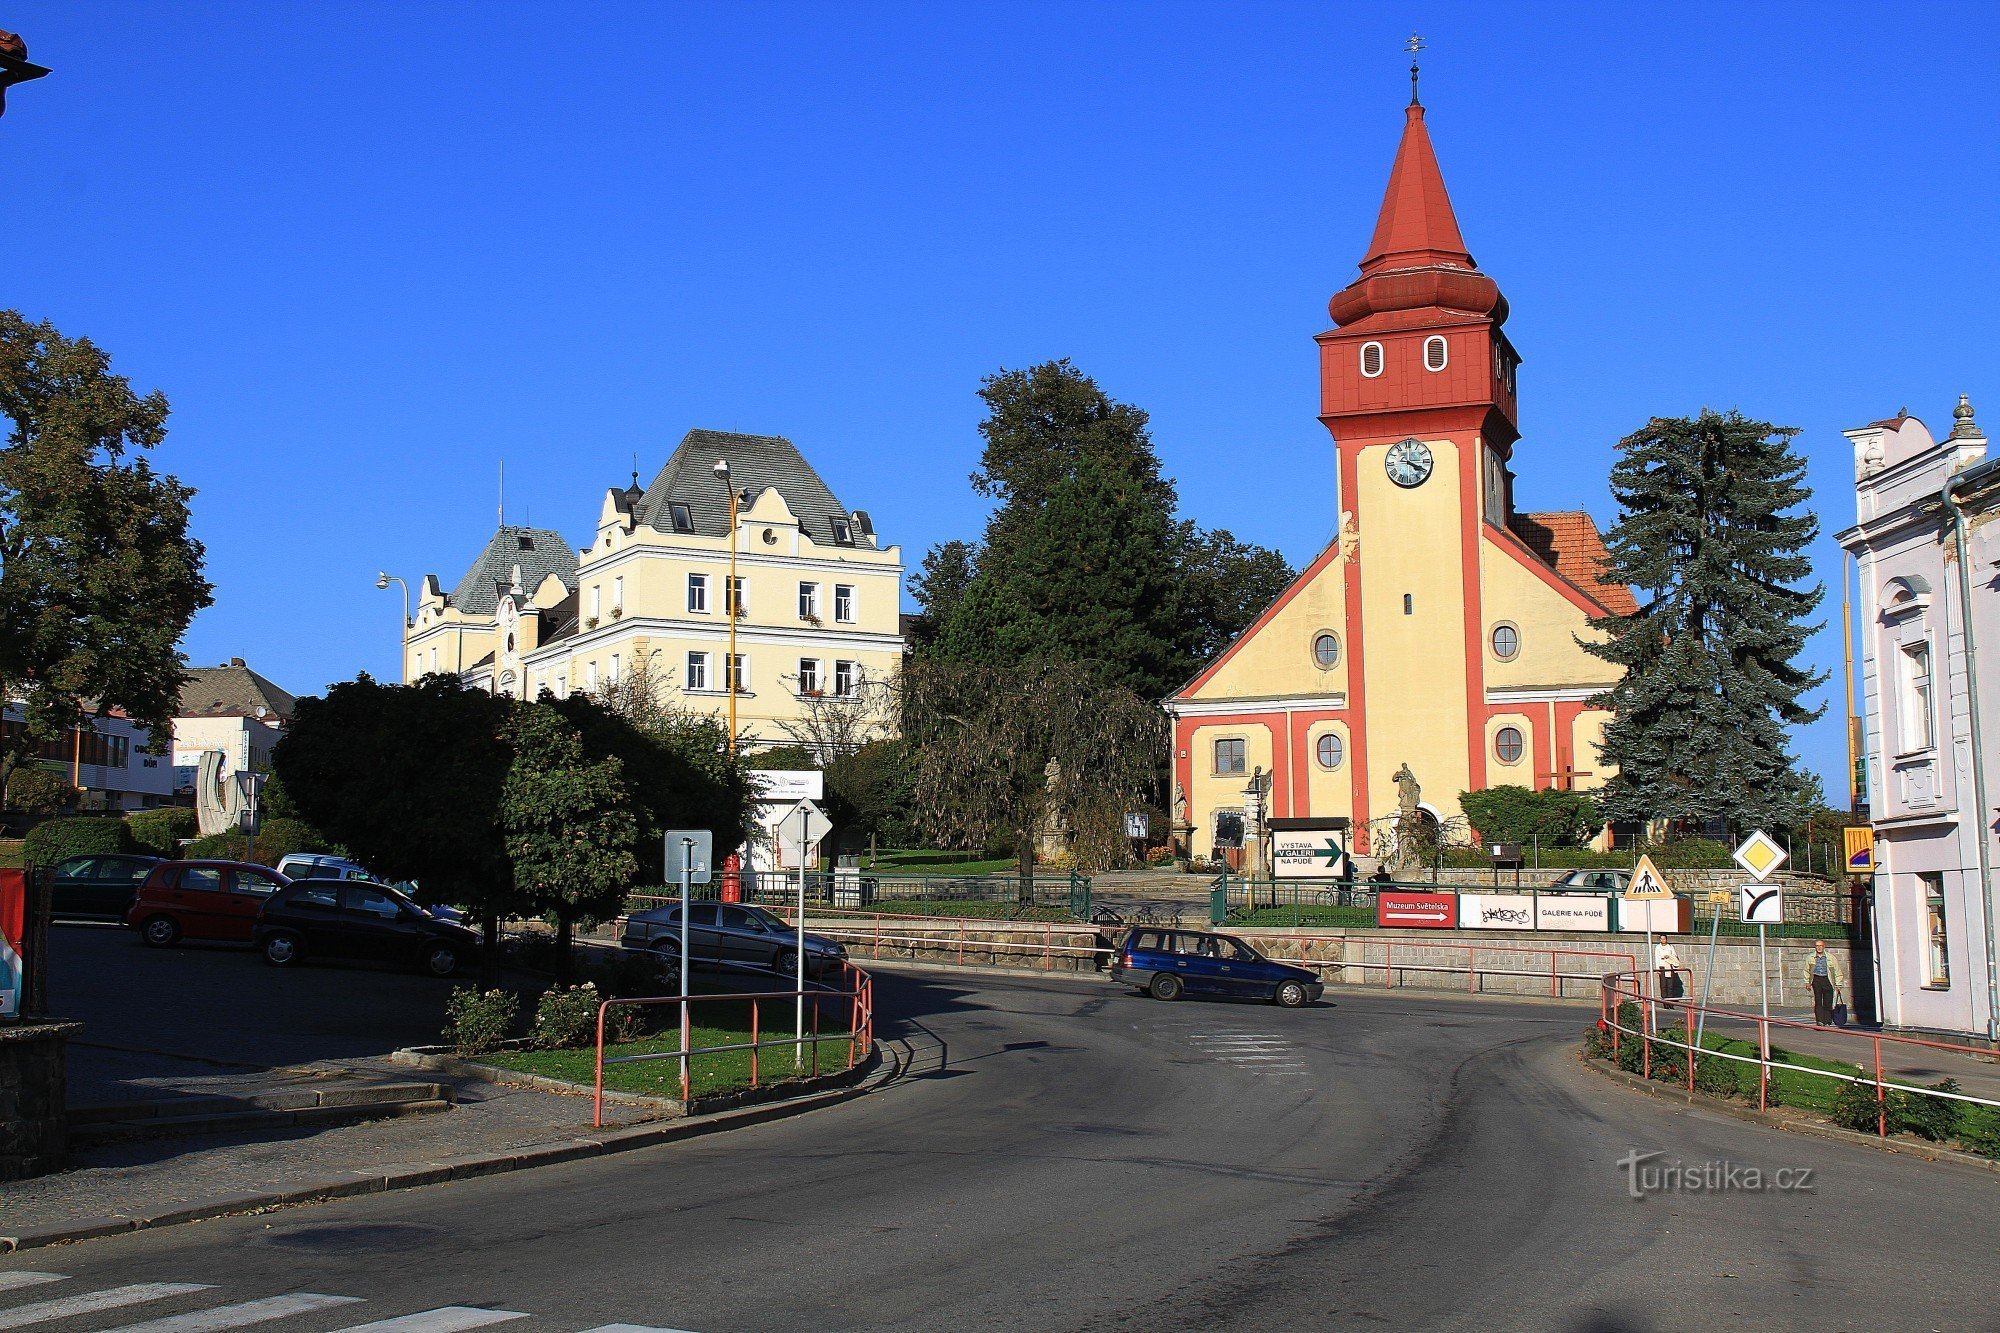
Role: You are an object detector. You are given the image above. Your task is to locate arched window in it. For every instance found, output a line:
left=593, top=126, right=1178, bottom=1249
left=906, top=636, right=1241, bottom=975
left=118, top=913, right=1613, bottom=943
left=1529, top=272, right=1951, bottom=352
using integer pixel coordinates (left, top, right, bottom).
left=1490, top=623, right=1520, bottom=661
left=1424, top=335, right=1448, bottom=371
left=1494, top=726, right=1525, bottom=765
left=1360, top=341, right=1385, bottom=378
left=1316, top=732, right=1345, bottom=770
left=1312, top=632, right=1341, bottom=668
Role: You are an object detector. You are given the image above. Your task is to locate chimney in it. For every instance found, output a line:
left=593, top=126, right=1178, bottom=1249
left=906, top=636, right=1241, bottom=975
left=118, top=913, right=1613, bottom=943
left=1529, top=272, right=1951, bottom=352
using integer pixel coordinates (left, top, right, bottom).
left=229, top=657, right=245, bottom=667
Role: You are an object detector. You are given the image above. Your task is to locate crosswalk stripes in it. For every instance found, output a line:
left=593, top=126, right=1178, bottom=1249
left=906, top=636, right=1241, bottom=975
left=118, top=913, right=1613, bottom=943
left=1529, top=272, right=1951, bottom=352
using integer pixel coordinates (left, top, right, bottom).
left=1187, top=1030, right=1310, bottom=1076
left=0, top=1271, right=690, bottom=1332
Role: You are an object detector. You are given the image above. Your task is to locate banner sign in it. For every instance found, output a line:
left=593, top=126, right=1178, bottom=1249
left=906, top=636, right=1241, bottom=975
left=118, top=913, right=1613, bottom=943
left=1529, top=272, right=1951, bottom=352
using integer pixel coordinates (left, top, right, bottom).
left=1459, top=893, right=1536, bottom=930
left=1273, top=828, right=1348, bottom=879
left=1535, top=894, right=1611, bottom=932
left=1377, top=891, right=1458, bottom=929
left=1844, top=827, right=1875, bottom=874
left=0, top=868, right=24, bottom=1019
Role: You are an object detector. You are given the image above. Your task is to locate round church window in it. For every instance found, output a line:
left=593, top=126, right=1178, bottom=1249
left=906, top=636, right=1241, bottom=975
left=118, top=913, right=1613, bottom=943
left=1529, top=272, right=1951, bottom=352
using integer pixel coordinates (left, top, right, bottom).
left=1316, top=733, right=1344, bottom=770
left=1490, top=624, right=1519, bottom=661
left=1494, top=726, right=1525, bottom=765
left=1312, top=633, right=1341, bottom=669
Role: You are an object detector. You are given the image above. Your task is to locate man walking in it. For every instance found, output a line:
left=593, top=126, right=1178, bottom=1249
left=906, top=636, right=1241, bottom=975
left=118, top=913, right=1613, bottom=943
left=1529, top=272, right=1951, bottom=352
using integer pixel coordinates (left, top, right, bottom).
left=1805, top=940, right=1843, bottom=1026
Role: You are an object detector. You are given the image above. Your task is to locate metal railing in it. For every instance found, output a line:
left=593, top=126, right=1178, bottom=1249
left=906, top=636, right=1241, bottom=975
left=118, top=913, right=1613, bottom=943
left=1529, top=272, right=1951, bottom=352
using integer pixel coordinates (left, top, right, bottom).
left=627, top=871, right=1090, bottom=921
left=769, top=905, right=1111, bottom=972
left=1598, top=970, right=2000, bottom=1134
left=590, top=960, right=874, bottom=1126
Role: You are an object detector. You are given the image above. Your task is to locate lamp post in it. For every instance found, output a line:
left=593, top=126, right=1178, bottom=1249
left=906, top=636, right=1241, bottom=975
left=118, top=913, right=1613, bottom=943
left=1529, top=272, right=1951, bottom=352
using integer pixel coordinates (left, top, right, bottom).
left=712, top=459, right=740, bottom=754
left=376, top=572, right=411, bottom=680
left=0, top=30, right=51, bottom=119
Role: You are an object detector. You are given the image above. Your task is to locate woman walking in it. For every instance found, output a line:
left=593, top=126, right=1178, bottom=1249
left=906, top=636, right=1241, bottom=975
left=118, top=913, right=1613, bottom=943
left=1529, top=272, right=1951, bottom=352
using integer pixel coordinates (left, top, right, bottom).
left=1805, top=940, right=1843, bottom=1025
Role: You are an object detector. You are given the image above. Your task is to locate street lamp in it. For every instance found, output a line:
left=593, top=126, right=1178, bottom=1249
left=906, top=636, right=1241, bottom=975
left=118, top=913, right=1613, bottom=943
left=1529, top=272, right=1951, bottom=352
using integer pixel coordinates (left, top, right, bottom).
left=376, top=572, right=411, bottom=680
left=0, top=30, right=51, bottom=119
left=712, top=458, right=740, bottom=754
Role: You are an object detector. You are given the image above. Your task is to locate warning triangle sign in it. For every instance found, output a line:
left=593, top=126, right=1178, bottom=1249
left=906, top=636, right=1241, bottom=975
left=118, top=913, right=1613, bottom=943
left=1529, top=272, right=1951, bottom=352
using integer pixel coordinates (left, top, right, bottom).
left=1624, top=854, right=1673, bottom=900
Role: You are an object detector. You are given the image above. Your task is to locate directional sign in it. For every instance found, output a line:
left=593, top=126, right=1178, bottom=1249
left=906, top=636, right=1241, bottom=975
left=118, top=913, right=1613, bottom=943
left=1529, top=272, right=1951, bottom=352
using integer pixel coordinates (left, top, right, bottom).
left=1733, top=829, right=1789, bottom=882
left=664, top=830, right=713, bottom=884
left=1377, top=891, right=1458, bottom=929
left=1739, top=881, right=1785, bottom=925
left=1124, top=813, right=1150, bottom=840
left=1623, top=853, right=1673, bottom=901
left=1844, top=827, right=1875, bottom=874
left=1273, top=828, right=1348, bottom=879
left=777, top=799, right=831, bottom=865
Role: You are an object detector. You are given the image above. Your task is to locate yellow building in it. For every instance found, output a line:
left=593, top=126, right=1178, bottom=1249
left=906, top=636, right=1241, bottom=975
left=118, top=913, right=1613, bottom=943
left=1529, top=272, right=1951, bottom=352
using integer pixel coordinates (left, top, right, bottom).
left=404, top=429, right=904, bottom=750
left=1167, top=95, right=1631, bottom=863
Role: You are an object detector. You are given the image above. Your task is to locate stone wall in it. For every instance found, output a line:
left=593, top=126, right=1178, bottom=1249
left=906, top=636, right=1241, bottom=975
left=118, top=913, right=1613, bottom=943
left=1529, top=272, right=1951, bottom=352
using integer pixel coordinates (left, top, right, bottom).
left=0, top=1021, right=77, bottom=1181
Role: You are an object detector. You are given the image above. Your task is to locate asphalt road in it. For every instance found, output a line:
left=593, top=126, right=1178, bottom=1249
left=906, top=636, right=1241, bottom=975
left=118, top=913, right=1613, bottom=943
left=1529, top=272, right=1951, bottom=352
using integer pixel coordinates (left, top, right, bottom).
left=7, top=965, right=1998, bottom=1331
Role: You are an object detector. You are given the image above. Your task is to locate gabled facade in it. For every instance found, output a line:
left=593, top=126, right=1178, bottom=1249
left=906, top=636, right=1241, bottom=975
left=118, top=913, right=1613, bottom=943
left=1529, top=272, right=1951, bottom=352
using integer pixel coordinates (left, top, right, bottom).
left=407, top=430, right=904, bottom=751
left=1167, top=94, right=1630, bottom=863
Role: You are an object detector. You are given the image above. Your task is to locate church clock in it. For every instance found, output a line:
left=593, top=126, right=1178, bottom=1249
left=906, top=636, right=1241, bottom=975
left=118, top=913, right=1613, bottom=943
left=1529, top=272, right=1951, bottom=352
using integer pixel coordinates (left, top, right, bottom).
left=1385, top=437, right=1434, bottom=488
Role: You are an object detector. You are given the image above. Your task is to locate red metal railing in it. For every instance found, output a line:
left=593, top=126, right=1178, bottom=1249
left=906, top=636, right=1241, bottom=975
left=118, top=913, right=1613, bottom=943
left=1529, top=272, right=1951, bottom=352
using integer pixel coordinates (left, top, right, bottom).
left=1269, top=937, right=1638, bottom=998
left=591, top=961, right=873, bottom=1128
left=768, top=907, right=1110, bottom=972
left=1598, top=970, right=2000, bottom=1131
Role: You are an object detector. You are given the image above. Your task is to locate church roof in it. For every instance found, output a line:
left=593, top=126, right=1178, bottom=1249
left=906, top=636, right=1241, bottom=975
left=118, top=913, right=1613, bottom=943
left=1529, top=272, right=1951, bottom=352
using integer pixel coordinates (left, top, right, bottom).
left=1507, top=512, right=1638, bottom=616
left=633, top=429, right=863, bottom=547
left=447, top=527, right=578, bottom=616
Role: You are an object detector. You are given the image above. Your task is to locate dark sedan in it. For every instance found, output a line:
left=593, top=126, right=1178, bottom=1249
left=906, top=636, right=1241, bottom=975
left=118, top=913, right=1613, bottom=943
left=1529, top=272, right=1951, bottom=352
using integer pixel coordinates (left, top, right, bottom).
left=620, top=900, right=847, bottom=978
left=50, top=853, right=158, bottom=920
left=255, top=879, right=479, bottom=977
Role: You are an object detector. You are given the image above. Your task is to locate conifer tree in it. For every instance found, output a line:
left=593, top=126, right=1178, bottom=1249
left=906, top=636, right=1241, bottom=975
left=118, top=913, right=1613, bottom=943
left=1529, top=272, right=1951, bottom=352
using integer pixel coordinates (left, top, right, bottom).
left=1584, top=410, right=1825, bottom=831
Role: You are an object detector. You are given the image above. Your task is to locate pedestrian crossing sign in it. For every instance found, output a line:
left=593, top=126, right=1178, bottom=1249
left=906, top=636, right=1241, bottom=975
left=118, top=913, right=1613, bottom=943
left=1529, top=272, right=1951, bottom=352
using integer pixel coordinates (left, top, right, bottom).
left=1623, top=854, right=1673, bottom=901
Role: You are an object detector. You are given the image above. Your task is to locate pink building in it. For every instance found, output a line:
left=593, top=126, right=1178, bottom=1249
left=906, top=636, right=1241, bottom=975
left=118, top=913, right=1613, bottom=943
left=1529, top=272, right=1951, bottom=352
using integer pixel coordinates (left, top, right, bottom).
left=1841, top=396, right=1998, bottom=1038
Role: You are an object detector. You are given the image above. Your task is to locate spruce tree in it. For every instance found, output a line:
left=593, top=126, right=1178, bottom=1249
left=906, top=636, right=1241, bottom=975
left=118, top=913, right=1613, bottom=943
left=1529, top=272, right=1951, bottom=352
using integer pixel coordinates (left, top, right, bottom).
left=1584, top=410, right=1825, bottom=831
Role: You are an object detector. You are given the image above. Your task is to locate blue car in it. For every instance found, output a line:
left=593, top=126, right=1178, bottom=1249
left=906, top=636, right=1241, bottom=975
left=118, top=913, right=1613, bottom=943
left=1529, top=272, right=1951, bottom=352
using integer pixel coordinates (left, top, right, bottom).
left=1112, top=927, right=1324, bottom=1007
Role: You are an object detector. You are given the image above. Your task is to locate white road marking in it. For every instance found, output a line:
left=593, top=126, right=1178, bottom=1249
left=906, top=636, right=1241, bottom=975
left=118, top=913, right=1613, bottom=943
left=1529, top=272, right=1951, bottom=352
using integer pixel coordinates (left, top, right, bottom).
left=578, top=1325, right=702, bottom=1332
left=100, top=1292, right=363, bottom=1331
left=331, top=1310, right=530, bottom=1331
left=0, top=1284, right=213, bottom=1329
left=0, top=1279, right=64, bottom=1295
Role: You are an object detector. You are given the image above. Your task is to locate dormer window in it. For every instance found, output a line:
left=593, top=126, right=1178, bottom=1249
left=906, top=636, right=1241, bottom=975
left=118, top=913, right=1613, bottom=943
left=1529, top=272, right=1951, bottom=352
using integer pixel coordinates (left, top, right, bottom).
left=668, top=502, right=694, bottom=534
left=516, top=535, right=533, bottom=551
left=830, top=517, right=855, bottom=546
left=1424, top=336, right=1448, bottom=372
left=1360, top=342, right=1385, bottom=378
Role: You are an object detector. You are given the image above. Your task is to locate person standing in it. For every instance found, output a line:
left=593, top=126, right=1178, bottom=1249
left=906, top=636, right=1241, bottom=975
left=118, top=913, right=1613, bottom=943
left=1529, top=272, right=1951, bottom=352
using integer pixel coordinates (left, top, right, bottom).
left=1655, top=940, right=1686, bottom=1002
left=1805, top=940, right=1843, bottom=1025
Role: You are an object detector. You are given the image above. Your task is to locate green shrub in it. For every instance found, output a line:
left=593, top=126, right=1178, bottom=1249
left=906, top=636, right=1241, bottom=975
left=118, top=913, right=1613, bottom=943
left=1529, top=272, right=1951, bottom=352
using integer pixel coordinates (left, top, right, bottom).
left=1693, top=1053, right=1740, bottom=1099
left=1459, top=785, right=1599, bottom=847
left=1582, top=1024, right=1612, bottom=1061
left=1637, top=838, right=1736, bottom=870
left=444, top=987, right=518, bottom=1056
left=1646, top=1027, right=1689, bottom=1083
left=185, top=817, right=321, bottom=866
left=1895, top=1079, right=1962, bottom=1143
left=531, top=983, right=606, bottom=1050
left=23, top=816, right=129, bottom=867
left=1830, top=1076, right=1886, bottom=1134
left=5, top=767, right=72, bottom=815
left=1956, top=1105, right=2000, bottom=1158
left=126, top=807, right=198, bottom=857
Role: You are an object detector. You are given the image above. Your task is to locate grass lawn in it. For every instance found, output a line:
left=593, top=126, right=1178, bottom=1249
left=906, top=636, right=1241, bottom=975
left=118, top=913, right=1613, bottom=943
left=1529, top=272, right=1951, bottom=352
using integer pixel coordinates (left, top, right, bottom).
left=806, top=899, right=1079, bottom=923
left=1229, top=905, right=1374, bottom=930
left=485, top=1001, right=860, bottom=1100
left=863, top=849, right=1018, bottom=876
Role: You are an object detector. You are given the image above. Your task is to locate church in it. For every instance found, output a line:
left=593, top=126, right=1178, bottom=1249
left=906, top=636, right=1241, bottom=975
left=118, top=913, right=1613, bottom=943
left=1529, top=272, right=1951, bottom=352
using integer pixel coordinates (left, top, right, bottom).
left=1166, top=88, right=1633, bottom=865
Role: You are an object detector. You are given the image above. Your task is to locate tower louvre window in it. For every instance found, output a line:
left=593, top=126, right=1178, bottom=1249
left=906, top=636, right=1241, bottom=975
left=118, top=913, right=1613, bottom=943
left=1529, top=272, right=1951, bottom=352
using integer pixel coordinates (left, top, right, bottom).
left=1424, top=336, right=1448, bottom=372
left=1360, top=342, right=1385, bottom=378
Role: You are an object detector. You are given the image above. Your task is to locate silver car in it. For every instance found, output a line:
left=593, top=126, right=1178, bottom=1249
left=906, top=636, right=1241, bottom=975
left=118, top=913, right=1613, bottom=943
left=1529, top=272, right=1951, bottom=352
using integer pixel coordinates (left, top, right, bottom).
left=620, top=900, right=847, bottom=978
left=1548, top=869, right=1631, bottom=894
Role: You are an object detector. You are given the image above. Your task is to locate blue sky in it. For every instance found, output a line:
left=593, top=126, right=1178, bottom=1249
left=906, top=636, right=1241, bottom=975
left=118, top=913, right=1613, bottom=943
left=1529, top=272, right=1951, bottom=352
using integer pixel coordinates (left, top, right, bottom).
left=6, top=3, right=1997, bottom=801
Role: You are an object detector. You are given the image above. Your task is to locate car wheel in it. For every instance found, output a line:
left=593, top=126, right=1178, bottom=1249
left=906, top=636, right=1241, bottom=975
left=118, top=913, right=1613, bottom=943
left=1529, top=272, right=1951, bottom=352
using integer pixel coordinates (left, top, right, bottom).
left=1149, top=973, right=1183, bottom=1001
left=774, top=947, right=800, bottom=977
left=140, top=915, right=180, bottom=948
left=1274, top=980, right=1309, bottom=1008
left=424, top=944, right=462, bottom=977
left=262, top=932, right=302, bottom=967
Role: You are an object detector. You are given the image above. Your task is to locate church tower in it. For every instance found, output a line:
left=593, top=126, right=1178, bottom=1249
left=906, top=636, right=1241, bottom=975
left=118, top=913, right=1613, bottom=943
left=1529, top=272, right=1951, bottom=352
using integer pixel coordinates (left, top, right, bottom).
left=1165, top=84, right=1630, bottom=868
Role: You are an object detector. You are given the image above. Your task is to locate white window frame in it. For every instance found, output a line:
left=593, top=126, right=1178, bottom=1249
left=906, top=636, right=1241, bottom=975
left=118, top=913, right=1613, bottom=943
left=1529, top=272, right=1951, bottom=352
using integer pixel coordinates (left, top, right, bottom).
left=833, top=660, right=857, bottom=697
left=1213, top=737, right=1247, bottom=775
left=833, top=583, right=855, bottom=623
left=1360, top=341, right=1385, bottom=379
left=1921, top=872, right=1950, bottom=988
left=726, top=653, right=747, bottom=693
left=609, top=653, right=621, bottom=683
left=686, top=651, right=709, bottom=692
left=612, top=575, right=624, bottom=612
left=799, top=581, right=821, bottom=620
left=687, top=572, right=708, bottom=613
left=727, top=576, right=746, bottom=616
left=1899, top=638, right=1934, bottom=754
left=1424, top=335, right=1448, bottom=372
left=589, top=585, right=601, bottom=621
left=798, top=657, right=821, bottom=695
left=586, top=661, right=598, bottom=691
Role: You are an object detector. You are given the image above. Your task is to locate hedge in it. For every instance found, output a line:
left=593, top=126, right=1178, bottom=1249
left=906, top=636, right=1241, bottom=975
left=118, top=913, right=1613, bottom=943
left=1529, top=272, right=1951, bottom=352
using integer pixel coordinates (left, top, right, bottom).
left=184, top=817, right=323, bottom=867
left=23, top=816, right=131, bottom=866
left=126, top=806, right=198, bottom=857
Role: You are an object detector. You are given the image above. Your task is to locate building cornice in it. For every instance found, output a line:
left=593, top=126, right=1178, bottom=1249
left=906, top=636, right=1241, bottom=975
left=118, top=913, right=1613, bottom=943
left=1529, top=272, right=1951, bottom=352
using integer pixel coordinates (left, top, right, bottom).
left=578, top=541, right=902, bottom=582
left=1484, top=685, right=1615, bottom=705
left=518, top=616, right=904, bottom=666
left=1167, top=693, right=1347, bottom=718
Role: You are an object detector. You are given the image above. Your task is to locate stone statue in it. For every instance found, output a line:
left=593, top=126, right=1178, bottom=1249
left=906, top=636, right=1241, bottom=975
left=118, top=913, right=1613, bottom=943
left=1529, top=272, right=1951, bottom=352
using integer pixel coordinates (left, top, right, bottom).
left=1391, top=763, right=1425, bottom=878
left=1172, top=783, right=1188, bottom=828
left=1393, top=763, right=1420, bottom=816
left=1036, top=757, right=1068, bottom=858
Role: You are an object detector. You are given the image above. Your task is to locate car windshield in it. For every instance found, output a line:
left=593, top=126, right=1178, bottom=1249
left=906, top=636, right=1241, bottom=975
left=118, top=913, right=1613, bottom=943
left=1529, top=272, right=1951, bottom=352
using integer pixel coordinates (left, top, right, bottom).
left=1217, top=936, right=1261, bottom=962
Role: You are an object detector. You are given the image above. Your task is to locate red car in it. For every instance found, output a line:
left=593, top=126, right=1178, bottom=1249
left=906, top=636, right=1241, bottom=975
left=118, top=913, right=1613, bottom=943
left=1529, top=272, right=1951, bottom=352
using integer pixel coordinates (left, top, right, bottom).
left=124, top=860, right=289, bottom=947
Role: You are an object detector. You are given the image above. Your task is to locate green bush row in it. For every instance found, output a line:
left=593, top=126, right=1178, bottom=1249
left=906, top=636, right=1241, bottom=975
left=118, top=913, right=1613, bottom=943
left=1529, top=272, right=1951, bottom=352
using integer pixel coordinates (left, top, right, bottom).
left=21, top=811, right=327, bottom=869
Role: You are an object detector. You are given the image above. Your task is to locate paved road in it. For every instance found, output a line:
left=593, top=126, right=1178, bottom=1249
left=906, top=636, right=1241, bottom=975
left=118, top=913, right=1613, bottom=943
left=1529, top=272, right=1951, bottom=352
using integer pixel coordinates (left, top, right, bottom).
left=6, top=967, right=1997, bottom=1330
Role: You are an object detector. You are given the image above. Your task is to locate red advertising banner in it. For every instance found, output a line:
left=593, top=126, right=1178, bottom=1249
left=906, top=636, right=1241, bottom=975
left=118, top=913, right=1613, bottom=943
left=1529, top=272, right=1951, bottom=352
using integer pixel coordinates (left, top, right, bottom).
left=1376, top=890, right=1458, bottom=929
left=0, top=868, right=24, bottom=1019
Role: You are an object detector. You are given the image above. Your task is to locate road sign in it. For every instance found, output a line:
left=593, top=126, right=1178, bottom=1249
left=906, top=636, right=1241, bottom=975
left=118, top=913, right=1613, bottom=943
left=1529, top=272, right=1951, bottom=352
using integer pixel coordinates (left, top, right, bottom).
left=777, top=799, right=831, bottom=865
left=1844, top=827, right=1875, bottom=874
left=665, top=830, right=713, bottom=884
left=1739, top=881, right=1785, bottom=925
left=1733, top=829, right=1788, bottom=882
left=1705, top=889, right=1734, bottom=904
left=1623, top=853, right=1673, bottom=901
left=1377, top=891, right=1458, bottom=929
left=1124, top=813, right=1150, bottom=840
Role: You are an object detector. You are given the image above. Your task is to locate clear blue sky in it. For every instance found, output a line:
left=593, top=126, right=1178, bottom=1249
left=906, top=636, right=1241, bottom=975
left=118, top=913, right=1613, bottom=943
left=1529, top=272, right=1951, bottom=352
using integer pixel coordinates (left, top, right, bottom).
left=6, top=3, right=1997, bottom=802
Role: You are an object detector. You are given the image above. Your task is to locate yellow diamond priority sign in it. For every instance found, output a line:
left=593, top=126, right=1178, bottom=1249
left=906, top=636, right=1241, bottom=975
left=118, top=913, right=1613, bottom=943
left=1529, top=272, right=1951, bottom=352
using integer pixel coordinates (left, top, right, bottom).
left=1624, top=853, right=1673, bottom=901
left=1733, top=829, right=1789, bottom=882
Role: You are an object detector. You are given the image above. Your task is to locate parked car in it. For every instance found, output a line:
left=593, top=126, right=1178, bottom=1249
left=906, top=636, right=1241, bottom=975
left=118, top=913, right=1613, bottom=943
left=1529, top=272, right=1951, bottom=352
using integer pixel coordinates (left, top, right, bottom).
left=255, top=879, right=479, bottom=977
left=1547, top=869, right=1630, bottom=895
left=124, top=860, right=289, bottom=947
left=275, top=852, right=371, bottom=882
left=49, top=854, right=159, bottom=920
left=619, top=900, right=847, bottom=978
left=1112, top=927, right=1324, bottom=1006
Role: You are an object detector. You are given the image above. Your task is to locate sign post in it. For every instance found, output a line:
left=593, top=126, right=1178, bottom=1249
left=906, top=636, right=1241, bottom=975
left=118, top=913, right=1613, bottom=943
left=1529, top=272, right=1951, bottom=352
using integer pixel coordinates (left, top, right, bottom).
left=1694, top=889, right=1730, bottom=1051
left=1735, top=830, right=1789, bottom=1075
left=664, top=830, right=713, bottom=1098
left=777, top=799, right=831, bottom=1067
left=1623, top=854, right=1673, bottom=1028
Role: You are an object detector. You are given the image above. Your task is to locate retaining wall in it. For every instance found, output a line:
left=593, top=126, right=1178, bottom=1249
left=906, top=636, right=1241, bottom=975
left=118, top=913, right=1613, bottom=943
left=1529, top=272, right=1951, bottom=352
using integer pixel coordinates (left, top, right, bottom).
left=0, top=1021, right=77, bottom=1181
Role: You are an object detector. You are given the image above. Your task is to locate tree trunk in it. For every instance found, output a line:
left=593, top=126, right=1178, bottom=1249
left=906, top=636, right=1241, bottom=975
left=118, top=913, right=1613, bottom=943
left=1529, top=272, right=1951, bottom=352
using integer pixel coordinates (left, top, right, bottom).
left=554, top=915, right=575, bottom=982
left=479, top=913, right=501, bottom=988
left=1016, top=829, right=1035, bottom=906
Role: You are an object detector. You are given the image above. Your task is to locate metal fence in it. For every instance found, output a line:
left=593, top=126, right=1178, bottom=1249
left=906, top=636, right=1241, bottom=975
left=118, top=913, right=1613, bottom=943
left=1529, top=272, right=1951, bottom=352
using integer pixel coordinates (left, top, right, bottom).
left=628, top=871, right=1091, bottom=922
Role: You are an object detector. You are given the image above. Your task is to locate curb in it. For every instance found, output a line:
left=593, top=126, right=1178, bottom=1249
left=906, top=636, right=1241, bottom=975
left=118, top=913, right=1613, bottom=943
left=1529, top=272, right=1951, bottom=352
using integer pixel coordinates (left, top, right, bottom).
left=1578, top=1050, right=2000, bottom=1177
left=1, top=1045, right=902, bottom=1255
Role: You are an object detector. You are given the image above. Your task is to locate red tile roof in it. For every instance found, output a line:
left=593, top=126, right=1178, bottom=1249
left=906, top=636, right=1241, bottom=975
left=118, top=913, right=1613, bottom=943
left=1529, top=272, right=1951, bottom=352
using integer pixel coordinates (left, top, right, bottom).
left=1507, top=511, right=1639, bottom=616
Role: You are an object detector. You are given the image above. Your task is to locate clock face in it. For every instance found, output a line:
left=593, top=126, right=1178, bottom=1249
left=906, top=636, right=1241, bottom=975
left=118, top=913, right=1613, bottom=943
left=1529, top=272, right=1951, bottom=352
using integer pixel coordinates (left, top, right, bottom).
left=1385, top=437, right=1434, bottom=488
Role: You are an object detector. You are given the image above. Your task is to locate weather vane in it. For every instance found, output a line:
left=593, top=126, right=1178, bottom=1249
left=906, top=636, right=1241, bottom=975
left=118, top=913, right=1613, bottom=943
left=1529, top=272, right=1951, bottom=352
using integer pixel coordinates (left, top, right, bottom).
left=1406, top=32, right=1425, bottom=105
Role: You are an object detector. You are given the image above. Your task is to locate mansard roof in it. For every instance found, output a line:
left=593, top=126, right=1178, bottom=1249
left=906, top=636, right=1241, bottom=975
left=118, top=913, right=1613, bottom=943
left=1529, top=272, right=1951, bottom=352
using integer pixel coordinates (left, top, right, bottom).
left=633, top=429, right=864, bottom=547
left=447, top=526, right=578, bottom=616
